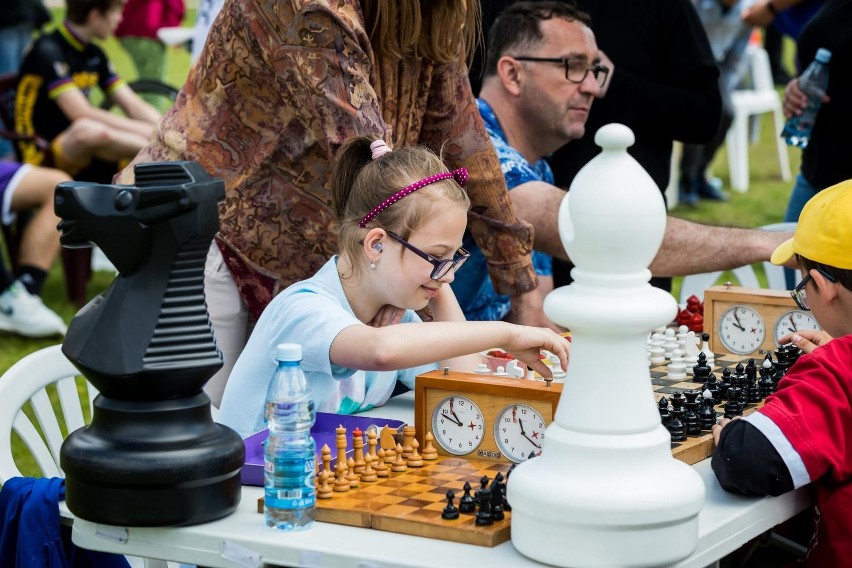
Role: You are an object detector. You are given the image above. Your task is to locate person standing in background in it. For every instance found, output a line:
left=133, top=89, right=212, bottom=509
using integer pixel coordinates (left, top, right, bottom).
left=114, top=0, right=185, bottom=102
left=678, top=0, right=756, bottom=206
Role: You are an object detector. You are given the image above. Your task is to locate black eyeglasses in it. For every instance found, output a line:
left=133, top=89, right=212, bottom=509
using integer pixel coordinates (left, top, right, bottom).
left=386, top=231, right=469, bottom=280
left=791, top=268, right=837, bottom=310
left=512, top=56, right=610, bottom=86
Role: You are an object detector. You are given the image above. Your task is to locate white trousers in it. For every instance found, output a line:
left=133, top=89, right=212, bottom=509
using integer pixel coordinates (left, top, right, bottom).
left=203, top=243, right=251, bottom=408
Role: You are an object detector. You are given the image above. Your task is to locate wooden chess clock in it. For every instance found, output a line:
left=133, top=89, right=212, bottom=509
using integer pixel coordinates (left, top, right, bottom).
left=414, top=369, right=562, bottom=464
left=704, top=284, right=821, bottom=356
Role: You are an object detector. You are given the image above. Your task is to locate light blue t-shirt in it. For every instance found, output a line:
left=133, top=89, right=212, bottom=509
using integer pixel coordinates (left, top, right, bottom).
left=451, top=98, right=553, bottom=322
left=217, top=257, right=437, bottom=438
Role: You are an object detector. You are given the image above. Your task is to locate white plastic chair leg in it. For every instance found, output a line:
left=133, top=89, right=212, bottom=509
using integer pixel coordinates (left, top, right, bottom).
left=772, top=108, right=792, bottom=182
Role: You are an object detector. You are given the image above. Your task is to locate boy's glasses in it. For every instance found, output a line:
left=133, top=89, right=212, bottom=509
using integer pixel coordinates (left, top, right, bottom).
left=511, top=56, right=610, bottom=86
left=791, top=268, right=837, bottom=310
left=386, top=231, right=469, bottom=280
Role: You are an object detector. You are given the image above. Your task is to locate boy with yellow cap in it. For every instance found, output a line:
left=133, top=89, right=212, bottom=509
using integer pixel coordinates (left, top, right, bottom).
left=711, top=179, right=852, bottom=566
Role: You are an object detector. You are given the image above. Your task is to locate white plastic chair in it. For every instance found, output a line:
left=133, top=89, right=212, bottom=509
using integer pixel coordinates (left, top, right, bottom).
left=678, top=222, right=800, bottom=304
left=0, top=345, right=167, bottom=568
left=725, top=46, right=792, bottom=192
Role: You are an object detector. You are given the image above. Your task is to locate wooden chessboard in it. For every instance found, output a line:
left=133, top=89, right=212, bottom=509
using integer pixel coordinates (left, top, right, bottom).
left=649, top=353, right=763, bottom=465
left=258, top=457, right=512, bottom=547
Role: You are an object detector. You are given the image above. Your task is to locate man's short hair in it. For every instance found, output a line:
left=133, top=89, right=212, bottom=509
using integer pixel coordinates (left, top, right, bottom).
left=66, top=0, right=123, bottom=24
left=483, top=1, right=592, bottom=79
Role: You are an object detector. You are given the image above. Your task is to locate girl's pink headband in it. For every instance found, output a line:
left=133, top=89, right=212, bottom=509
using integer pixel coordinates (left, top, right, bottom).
left=358, top=168, right=469, bottom=228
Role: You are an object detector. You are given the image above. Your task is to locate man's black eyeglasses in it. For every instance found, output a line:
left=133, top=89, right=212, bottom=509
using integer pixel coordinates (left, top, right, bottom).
left=791, top=268, right=837, bottom=310
left=386, top=231, right=469, bottom=280
left=512, top=56, right=610, bottom=86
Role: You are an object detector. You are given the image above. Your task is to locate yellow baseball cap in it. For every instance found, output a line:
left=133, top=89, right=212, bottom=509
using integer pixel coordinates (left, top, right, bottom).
left=771, top=179, right=852, bottom=269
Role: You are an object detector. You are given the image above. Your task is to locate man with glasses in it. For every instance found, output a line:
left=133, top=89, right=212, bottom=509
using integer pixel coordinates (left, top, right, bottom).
left=712, top=178, right=852, bottom=566
left=453, top=1, right=789, bottom=326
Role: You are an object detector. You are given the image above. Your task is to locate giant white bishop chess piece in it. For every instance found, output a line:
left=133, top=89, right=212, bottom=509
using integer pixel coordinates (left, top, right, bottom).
left=508, top=124, right=705, bottom=567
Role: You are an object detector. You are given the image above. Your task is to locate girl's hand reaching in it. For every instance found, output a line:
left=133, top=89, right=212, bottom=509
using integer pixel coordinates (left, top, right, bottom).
left=501, top=325, right=570, bottom=378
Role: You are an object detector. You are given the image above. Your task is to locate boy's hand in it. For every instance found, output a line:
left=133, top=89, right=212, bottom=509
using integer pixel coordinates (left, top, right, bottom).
left=779, top=330, right=834, bottom=354
left=711, top=416, right=738, bottom=445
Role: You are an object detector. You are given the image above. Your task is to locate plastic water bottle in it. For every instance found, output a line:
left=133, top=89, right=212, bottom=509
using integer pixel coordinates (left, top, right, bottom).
left=782, top=48, right=831, bottom=148
left=264, top=343, right=316, bottom=530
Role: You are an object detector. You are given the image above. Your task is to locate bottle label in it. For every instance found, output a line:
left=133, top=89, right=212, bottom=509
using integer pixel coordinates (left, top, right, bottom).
left=264, top=456, right=317, bottom=510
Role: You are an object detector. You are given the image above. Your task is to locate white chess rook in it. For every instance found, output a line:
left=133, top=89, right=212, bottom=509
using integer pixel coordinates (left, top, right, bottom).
left=508, top=125, right=705, bottom=567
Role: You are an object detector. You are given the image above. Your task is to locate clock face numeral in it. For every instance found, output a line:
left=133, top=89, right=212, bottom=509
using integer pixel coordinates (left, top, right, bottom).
left=773, top=310, right=821, bottom=344
left=718, top=305, right=766, bottom=355
left=430, top=396, right=485, bottom=456
left=493, top=404, right=545, bottom=463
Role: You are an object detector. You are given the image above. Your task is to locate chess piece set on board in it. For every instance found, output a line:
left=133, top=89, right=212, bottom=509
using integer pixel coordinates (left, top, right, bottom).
left=257, top=423, right=515, bottom=546
left=656, top=343, right=802, bottom=443
left=476, top=349, right=566, bottom=382
left=676, top=294, right=705, bottom=333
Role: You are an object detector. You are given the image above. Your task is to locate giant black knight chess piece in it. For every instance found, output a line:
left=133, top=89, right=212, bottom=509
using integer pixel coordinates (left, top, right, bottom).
left=57, top=162, right=244, bottom=526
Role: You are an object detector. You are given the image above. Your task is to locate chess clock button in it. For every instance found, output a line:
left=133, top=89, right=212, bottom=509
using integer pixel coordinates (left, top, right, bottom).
left=431, top=395, right=485, bottom=456
left=773, top=310, right=821, bottom=344
left=493, top=404, right=544, bottom=463
left=718, top=305, right=766, bottom=355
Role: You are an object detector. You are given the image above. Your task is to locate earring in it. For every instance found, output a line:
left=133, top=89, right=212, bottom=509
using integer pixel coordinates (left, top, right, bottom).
left=369, top=261, right=377, bottom=270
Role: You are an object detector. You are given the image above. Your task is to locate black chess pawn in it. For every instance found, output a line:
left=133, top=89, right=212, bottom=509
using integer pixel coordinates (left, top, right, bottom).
left=733, top=363, right=746, bottom=389
left=705, top=372, right=722, bottom=405
left=758, top=361, right=775, bottom=398
left=667, top=393, right=687, bottom=442
left=682, top=390, right=701, bottom=437
left=746, top=370, right=762, bottom=404
left=459, top=481, right=476, bottom=514
left=698, top=390, right=717, bottom=431
left=658, top=396, right=671, bottom=425
left=475, top=488, right=493, bottom=526
left=718, top=368, right=732, bottom=401
left=724, top=387, right=743, bottom=418
left=489, top=477, right=505, bottom=521
left=692, top=352, right=712, bottom=384
left=442, top=489, right=460, bottom=520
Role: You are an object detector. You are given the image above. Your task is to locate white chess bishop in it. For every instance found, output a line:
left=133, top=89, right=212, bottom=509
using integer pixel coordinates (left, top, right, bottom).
left=508, top=124, right=705, bottom=567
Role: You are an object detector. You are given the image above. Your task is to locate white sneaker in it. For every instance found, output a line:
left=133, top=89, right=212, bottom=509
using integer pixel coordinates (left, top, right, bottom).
left=0, top=281, right=68, bottom=338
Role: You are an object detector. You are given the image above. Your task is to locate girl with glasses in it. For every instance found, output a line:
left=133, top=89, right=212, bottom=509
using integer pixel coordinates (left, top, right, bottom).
left=218, top=137, right=569, bottom=437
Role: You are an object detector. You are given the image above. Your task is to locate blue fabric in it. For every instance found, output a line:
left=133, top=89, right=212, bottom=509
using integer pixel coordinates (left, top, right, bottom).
left=451, top=99, right=553, bottom=322
left=772, top=0, right=825, bottom=40
left=0, top=477, right=131, bottom=568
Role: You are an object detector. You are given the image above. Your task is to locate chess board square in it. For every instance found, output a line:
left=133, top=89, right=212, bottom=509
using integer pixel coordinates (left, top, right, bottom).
left=398, top=498, right=433, bottom=509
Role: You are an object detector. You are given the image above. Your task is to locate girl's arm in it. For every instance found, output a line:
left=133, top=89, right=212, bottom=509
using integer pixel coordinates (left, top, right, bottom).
left=428, top=285, right=485, bottom=372
left=329, top=318, right=569, bottom=378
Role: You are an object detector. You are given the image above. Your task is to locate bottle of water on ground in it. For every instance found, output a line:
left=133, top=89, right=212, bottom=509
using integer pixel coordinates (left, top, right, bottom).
left=782, top=48, right=831, bottom=149
left=264, top=343, right=316, bottom=530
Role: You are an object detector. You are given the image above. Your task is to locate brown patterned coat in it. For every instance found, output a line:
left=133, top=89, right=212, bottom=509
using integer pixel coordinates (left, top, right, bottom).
left=117, top=0, right=536, bottom=319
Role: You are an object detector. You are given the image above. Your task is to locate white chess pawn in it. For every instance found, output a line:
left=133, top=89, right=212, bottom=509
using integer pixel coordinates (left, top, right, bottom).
left=683, top=331, right=699, bottom=375
left=667, top=349, right=686, bottom=380
left=676, top=325, right=689, bottom=353
left=649, top=332, right=666, bottom=364
left=473, top=363, right=491, bottom=375
left=494, top=365, right=508, bottom=377
left=700, top=334, right=715, bottom=366
left=662, top=328, right=678, bottom=359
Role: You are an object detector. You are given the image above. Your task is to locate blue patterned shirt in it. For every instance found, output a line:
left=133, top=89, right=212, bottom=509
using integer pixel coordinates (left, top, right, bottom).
left=451, top=99, right=553, bottom=322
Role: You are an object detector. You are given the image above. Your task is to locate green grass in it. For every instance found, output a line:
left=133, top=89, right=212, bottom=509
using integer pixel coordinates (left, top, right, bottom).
left=0, top=23, right=803, bottom=476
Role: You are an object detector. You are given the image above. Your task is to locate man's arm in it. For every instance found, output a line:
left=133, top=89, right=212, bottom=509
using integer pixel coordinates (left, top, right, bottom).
left=508, top=180, right=790, bottom=276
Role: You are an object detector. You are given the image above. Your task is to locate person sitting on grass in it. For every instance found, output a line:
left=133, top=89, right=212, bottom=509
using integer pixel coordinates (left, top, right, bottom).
left=218, top=137, right=570, bottom=438
left=712, top=178, right=852, bottom=567
left=0, top=160, right=69, bottom=337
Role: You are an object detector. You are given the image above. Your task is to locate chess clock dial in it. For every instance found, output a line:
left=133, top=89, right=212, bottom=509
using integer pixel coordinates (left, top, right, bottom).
left=718, top=305, right=766, bottom=355
left=494, top=404, right=545, bottom=463
left=773, top=310, right=821, bottom=344
left=431, top=395, right=485, bottom=456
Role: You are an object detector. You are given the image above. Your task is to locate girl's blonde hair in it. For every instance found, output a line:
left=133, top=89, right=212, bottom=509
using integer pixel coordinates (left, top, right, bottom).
left=332, top=136, right=470, bottom=277
left=362, top=0, right=482, bottom=65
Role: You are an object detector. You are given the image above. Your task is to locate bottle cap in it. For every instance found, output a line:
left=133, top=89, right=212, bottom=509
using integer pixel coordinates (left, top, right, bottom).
left=815, top=48, right=831, bottom=64
left=275, top=343, right=302, bottom=362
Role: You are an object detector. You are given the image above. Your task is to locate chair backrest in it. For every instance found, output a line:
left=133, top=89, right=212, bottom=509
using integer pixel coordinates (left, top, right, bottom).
left=677, top=222, right=800, bottom=304
left=747, top=45, right=776, bottom=94
left=0, top=345, right=96, bottom=483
